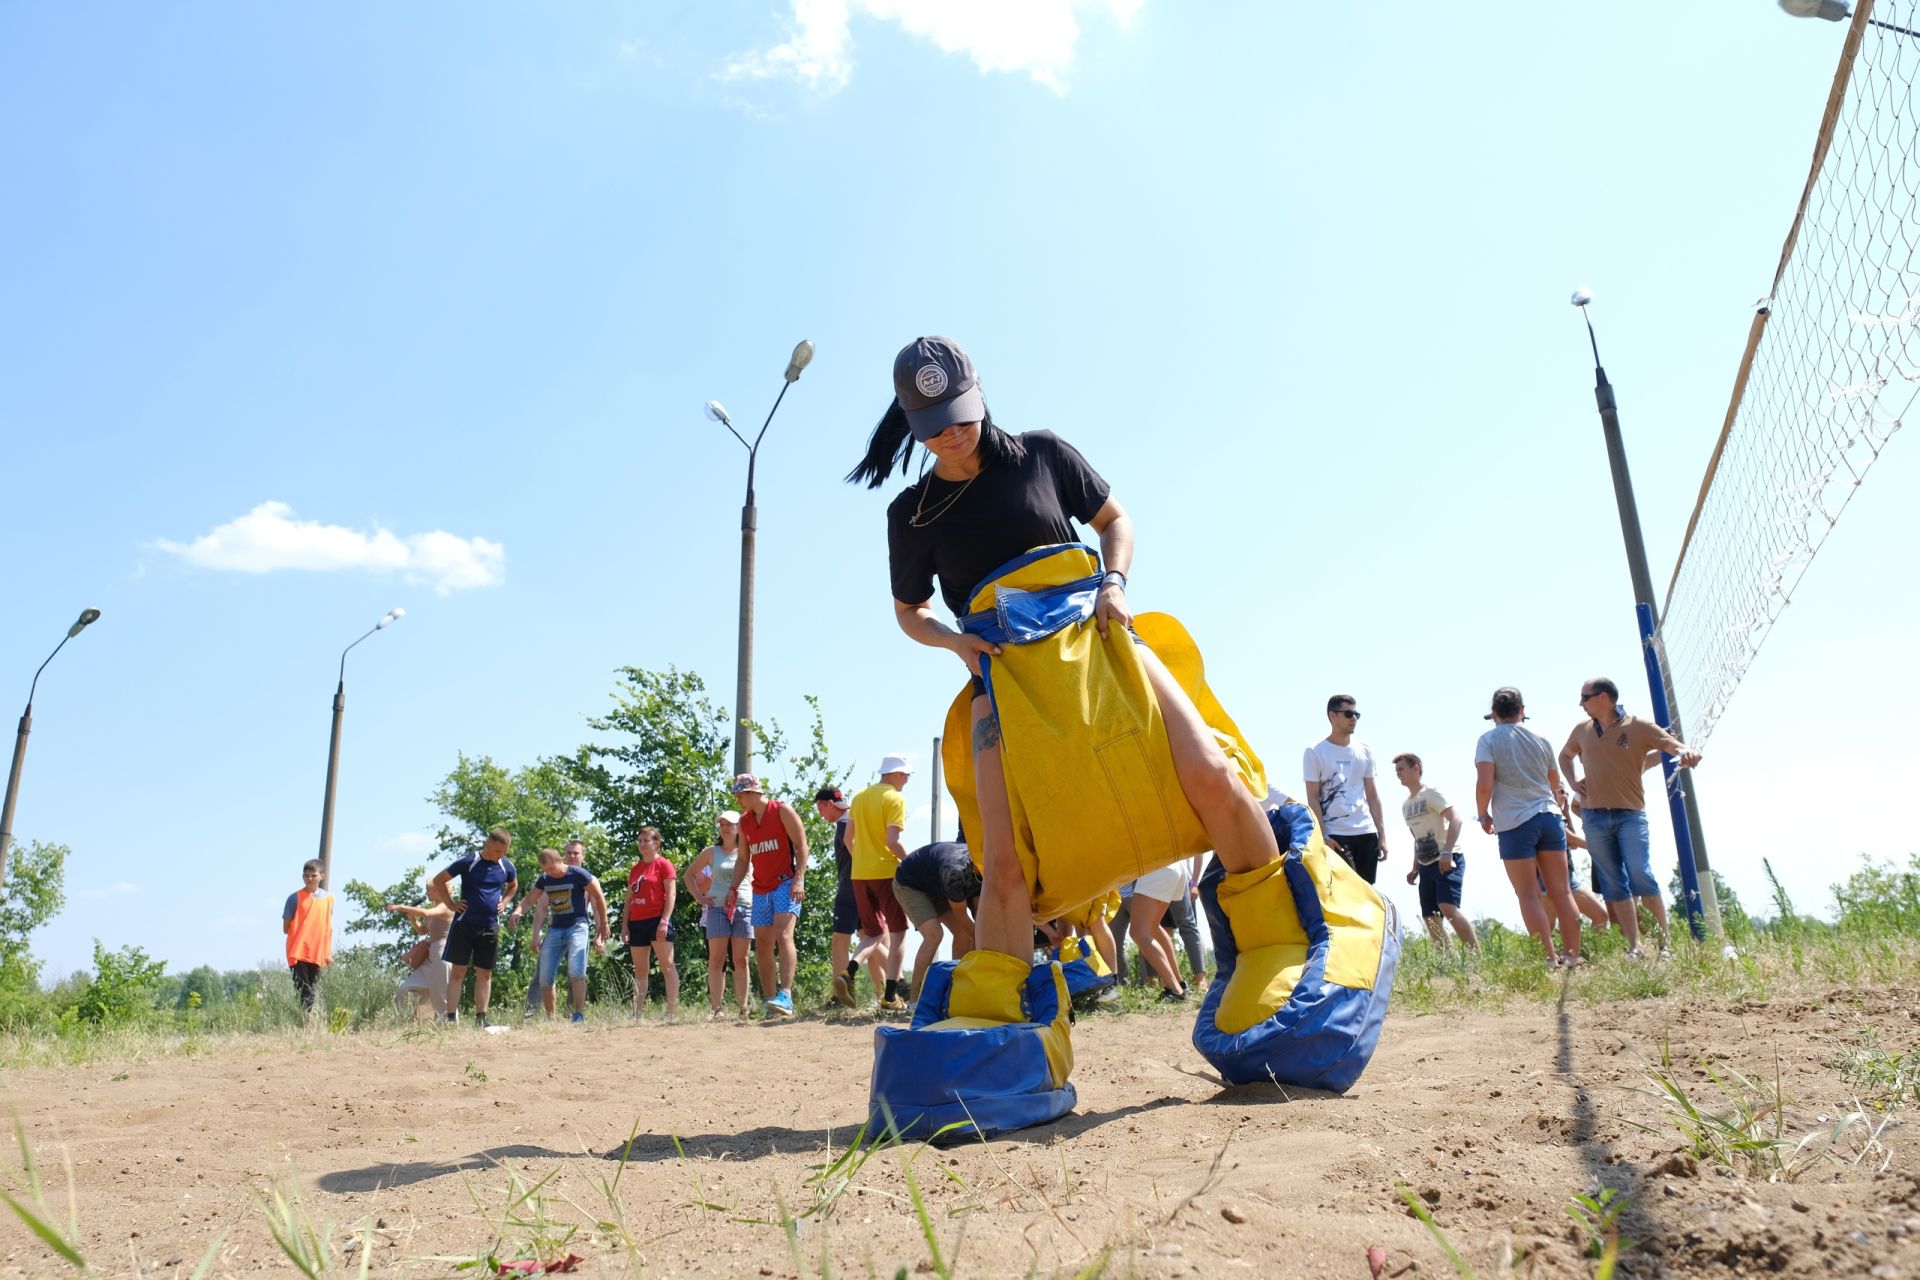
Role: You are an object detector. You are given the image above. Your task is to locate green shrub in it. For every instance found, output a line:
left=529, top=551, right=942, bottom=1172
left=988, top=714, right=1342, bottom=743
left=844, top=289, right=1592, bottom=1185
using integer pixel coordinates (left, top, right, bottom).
left=1832, top=854, right=1920, bottom=935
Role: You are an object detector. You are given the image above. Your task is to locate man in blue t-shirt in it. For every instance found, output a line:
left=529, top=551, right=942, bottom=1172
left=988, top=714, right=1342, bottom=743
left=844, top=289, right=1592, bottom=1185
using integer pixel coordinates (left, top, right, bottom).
left=509, top=844, right=609, bottom=1022
left=428, top=827, right=519, bottom=1025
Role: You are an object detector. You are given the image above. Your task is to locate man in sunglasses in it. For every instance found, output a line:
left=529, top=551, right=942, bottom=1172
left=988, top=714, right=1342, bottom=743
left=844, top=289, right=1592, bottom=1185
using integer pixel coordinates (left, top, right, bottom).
left=1557, top=677, right=1702, bottom=959
left=1304, top=693, right=1388, bottom=883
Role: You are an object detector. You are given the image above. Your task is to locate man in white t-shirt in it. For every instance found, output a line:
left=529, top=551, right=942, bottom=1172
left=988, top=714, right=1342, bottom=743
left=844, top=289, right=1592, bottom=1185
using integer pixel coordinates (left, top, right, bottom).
left=1304, top=693, right=1388, bottom=883
left=1392, top=752, right=1477, bottom=951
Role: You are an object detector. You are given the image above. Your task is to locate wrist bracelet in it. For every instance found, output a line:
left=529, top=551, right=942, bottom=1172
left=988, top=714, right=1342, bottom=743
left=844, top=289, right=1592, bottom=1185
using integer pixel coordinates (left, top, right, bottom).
left=1102, top=569, right=1127, bottom=589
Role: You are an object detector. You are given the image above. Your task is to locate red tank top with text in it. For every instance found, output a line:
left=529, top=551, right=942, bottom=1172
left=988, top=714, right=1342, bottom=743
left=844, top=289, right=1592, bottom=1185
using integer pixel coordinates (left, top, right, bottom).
left=741, top=799, right=799, bottom=892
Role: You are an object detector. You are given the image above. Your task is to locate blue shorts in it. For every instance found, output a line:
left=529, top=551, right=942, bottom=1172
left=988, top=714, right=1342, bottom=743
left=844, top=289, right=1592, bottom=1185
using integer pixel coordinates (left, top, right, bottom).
left=702, top=905, right=752, bottom=938
left=751, top=878, right=800, bottom=927
left=1417, top=854, right=1465, bottom=917
left=1497, top=810, right=1567, bottom=861
left=1584, top=807, right=1660, bottom=903
left=536, top=920, right=590, bottom=986
left=832, top=879, right=861, bottom=935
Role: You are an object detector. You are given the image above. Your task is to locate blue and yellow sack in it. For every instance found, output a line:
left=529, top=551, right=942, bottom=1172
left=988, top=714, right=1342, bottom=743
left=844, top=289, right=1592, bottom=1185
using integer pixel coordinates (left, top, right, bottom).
left=1052, top=933, right=1116, bottom=1005
left=1191, top=800, right=1399, bottom=1091
left=939, top=544, right=1266, bottom=921
left=868, top=951, right=1076, bottom=1140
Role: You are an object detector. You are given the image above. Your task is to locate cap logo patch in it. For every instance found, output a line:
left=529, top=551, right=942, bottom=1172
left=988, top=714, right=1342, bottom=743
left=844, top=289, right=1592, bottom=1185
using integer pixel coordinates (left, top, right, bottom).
left=916, top=363, right=949, bottom=398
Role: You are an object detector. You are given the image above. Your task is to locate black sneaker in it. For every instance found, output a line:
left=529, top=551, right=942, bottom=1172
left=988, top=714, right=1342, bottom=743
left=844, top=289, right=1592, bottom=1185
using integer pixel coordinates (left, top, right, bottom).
left=477, top=1013, right=491, bottom=1029
left=1157, top=988, right=1188, bottom=1004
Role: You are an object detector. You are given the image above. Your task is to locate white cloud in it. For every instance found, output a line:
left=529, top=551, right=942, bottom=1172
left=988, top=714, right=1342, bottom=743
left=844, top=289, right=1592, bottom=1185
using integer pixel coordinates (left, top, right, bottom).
left=75, top=882, right=143, bottom=901
left=375, top=831, right=439, bottom=857
left=156, top=501, right=505, bottom=596
left=719, top=0, right=1142, bottom=96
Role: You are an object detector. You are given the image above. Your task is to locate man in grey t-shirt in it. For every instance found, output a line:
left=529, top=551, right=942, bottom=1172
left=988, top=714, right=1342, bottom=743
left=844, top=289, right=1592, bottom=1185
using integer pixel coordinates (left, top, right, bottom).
left=1473, top=686, right=1583, bottom=966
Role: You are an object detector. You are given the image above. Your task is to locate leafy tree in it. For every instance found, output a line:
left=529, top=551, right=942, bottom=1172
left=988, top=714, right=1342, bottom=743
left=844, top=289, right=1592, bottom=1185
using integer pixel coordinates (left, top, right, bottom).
left=74, top=941, right=166, bottom=1025
left=0, top=840, right=68, bottom=1022
left=339, top=863, right=430, bottom=964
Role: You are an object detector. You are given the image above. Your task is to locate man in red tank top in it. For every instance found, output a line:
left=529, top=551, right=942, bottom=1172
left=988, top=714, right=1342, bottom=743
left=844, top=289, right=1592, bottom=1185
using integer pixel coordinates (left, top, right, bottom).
left=724, top=773, right=811, bottom=1017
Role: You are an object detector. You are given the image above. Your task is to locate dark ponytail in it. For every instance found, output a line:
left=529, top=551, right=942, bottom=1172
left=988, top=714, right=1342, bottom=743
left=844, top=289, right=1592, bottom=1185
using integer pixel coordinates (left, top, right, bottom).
left=846, top=399, right=915, bottom=489
left=845, top=402, right=1029, bottom=490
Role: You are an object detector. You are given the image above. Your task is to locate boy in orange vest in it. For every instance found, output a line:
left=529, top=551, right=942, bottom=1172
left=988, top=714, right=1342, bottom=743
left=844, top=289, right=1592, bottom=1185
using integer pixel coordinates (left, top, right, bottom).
left=283, top=858, right=334, bottom=1013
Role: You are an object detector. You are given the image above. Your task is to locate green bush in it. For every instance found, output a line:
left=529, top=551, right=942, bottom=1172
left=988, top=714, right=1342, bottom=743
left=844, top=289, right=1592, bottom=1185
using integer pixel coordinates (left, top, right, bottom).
left=1832, top=854, right=1920, bottom=934
left=73, top=941, right=166, bottom=1026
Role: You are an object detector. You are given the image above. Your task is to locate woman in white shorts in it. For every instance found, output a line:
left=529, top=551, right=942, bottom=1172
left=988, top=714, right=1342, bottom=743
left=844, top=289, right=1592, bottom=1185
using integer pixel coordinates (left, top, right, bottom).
left=388, top=899, right=454, bottom=1018
left=683, top=811, right=752, bottom=1018
left=1126, top=863, right=1191, bottom=1002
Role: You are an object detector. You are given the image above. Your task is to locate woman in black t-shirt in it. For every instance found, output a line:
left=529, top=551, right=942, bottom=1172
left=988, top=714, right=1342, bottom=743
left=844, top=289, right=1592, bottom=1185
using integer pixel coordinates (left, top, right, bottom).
left=849, top=336, right=1280, bottom=963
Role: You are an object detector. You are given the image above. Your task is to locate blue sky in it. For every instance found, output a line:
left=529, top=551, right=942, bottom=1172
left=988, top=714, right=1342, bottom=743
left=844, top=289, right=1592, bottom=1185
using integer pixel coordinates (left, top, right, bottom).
left=2, top=2, right=1911, bottom=977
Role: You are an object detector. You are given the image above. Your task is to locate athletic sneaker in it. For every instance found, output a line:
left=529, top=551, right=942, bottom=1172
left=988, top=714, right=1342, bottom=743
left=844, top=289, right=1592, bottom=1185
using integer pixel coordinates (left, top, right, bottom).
left=766, top=990, right=794, bottom=1017
left=1157, top=988, right=1188, bottom=1004
left=831, top=975, right=856, bottom=1009
left=1094, top=986, right=1122, bottom=1006
left=878, top=994, right=907, bottom=1013
left=476, top=1013, right=491, bottom=1028
left=1657, top=946, right=1674, bottom=962
left=570, top=1012, right=585, bottom=1024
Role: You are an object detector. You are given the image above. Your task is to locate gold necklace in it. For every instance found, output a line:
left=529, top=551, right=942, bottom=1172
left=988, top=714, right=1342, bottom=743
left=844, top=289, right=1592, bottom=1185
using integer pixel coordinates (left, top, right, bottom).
left=909, top=461, right=979, bottom=528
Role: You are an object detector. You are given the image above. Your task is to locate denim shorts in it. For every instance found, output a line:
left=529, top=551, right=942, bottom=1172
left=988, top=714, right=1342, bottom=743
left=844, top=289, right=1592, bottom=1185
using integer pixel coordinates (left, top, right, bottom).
left=1583, top=807, right=1661, bottom=902
left=1496, top=810, right=1567, bottom=861
left=702, top=904, right=752, bottom=938
left=536, top=920, right=590, bottom=986
left=1417, top=854, right=1465, bottom=917
left=750, top=877, right=800, bottom=927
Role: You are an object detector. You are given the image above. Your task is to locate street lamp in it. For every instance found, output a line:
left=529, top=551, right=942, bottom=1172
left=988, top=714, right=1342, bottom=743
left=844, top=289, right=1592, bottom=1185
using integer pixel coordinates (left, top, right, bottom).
left=0, top=608, right=102, bottom=896
left=1569, top=288, right=1716, bottom=939
left=1780, top=0, right=1920, bottom=35
left=707, top=338, right=815, bottom=777
left=316, top=608, right=403, bottom=889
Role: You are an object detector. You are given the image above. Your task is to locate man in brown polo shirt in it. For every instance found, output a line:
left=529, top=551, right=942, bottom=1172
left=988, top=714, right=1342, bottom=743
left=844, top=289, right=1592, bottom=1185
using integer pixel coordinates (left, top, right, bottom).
left=1557, top=676, right=1703, bottom=958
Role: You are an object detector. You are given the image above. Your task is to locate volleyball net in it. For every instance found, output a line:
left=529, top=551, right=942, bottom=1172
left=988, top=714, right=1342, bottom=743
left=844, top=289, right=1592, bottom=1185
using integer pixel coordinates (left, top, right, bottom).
left=1658, top=0, right=1914, bottom=745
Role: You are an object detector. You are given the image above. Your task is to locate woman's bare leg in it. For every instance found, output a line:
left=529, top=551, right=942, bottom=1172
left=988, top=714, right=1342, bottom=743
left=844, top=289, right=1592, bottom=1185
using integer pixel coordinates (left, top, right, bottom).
left=1135, top=647, right=1278, bottom=875
left=1536, top=850, right=1581, bottom=961
left=706, top=938, right=725, bottom=1011
left=629, top=946, right=651, bottom=1015
left=1128, top=893, right=1184, bottom=993
left=970, top=694, right=1034, bottom=959
left=730, top=936, right=751, bottom=1011
left=1500, top=858, right=1558, bottom=961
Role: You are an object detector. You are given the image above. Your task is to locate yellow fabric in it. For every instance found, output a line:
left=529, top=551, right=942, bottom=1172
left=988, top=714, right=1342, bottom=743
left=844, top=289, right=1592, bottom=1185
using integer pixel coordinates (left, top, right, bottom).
left=850, top=783, right=907, bottom=880
left=1057, top=933, right=1113, bottom=978
left=1211, top=826, right=1389, bottom=1035
left=940, top=547, right=1266, bottom=922
left=1055, top=890, right=1119, bottom=929
left=937, top=950, right=1075, bottom=1088
left=285, top=889, right=333, bottom=968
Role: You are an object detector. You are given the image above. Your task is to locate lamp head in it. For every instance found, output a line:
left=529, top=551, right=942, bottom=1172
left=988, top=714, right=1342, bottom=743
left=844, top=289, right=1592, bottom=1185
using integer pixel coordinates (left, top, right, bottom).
left=1779, top=0, right=1851, bottom=20
left=784, top=339, right=816, bottom=383
left=377, top=607, right=405, bottom=629
left=704, top=400, right=733, bottom=427
left=1571, top=286, right=1594, bottom=308
left=68, top=608, right=101, bottom=639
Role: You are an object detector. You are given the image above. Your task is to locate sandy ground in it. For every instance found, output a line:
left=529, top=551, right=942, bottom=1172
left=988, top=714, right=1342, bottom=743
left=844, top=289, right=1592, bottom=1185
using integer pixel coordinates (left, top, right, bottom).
left=2, top=983, right=1918, bottom=1279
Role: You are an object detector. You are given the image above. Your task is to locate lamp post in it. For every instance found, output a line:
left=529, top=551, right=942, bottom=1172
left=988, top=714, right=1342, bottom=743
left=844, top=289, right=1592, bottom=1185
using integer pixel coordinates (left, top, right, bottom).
left=317, top=608, right=403, bottom=890
left=707, top=338, right=815, bottom=777
left=0, top=608, right=102, bottom=896
left=1570, top=289, right=1717, bottom=940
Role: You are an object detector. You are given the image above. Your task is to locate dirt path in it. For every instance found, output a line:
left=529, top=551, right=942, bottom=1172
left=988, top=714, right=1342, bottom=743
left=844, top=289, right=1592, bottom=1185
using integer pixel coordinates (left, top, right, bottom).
left=2, top=985, right=1915, bottom=1277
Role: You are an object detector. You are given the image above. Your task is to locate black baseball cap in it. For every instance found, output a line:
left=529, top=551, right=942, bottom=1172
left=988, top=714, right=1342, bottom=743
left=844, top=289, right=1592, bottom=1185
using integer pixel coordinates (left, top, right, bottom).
left=1484, top=687, right=1528, bottom=720
left=813, top=786, right=850, bottom=807
left=893, top=336, right=986, bottom=442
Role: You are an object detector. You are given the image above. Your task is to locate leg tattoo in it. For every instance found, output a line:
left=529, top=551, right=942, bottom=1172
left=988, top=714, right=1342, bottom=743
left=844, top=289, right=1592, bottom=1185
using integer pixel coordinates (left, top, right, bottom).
left=972, top=712, right=1002, bottom=752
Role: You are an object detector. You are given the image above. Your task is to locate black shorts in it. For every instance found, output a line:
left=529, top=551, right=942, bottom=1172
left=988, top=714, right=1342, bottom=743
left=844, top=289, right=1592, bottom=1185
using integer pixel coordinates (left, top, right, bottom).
left=1328, top=831, right=1381, bottom=885
left=627, top=916, right=676, bottom=946
left=832, top=879, right=861, bottom=935
left=443, top=924, right=498, bottom=970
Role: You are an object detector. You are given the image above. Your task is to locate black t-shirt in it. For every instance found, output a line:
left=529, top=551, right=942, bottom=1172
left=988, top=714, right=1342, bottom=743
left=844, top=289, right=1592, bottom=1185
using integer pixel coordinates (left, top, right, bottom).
left=894, top=842, right=982, bottom=905
left=887, top=430, right=1111, bottom=618
left=832, top=817, right=852, bottom=886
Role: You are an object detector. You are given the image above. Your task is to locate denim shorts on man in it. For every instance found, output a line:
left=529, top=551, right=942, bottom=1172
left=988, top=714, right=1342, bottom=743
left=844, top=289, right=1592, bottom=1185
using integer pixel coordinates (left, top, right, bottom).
left=1417, top=853, right=1465, bottom=918
left=750, top=877, right=801, bottom=927
left=1583, top=806, right=1660, bottom=902
left=536, top=919, right=591, bottom=987
left=1496, top=810, right=1567, bottom=861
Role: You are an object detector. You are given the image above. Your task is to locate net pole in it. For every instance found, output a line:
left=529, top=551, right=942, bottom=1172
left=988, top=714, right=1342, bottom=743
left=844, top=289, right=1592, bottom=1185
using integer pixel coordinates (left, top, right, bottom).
left=930, top=735, right=943, bottom=844
left=1581, top=310, right=1718, bottom=940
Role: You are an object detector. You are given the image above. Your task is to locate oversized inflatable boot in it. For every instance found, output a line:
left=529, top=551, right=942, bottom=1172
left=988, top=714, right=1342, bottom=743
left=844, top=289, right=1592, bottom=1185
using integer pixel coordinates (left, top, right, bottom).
left=868, top=951, right=1076, bottom=1141
left=1051, top=933, right=1116, bottom=1007
left=1191, top=800, right=1400, bottom=1091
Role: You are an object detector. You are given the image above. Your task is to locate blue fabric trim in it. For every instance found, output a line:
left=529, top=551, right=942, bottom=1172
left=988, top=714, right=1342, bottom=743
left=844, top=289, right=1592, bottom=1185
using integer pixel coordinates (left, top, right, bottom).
left=1052, top=947, right=1115, bottom=1000
left=870, top=958, right=1077, bottom=1140
left=1190, top=804, right=1400, bottom=1093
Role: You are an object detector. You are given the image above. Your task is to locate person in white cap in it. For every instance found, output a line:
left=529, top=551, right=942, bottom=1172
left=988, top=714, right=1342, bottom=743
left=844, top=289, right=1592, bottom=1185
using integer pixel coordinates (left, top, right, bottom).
left=847, top=755, right=915, bottom=1010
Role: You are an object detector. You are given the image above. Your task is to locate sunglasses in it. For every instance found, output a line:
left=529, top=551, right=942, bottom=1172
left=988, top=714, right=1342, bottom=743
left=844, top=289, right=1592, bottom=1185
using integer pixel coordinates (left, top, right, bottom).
left=1337, top=710, right=1361, bottom=720
left=1578, top=692, right=1599, bottom=702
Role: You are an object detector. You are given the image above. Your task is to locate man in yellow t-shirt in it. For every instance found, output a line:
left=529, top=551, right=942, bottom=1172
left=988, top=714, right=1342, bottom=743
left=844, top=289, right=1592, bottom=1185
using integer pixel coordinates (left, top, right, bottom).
left=848, top=754, right=913, bottom=1010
